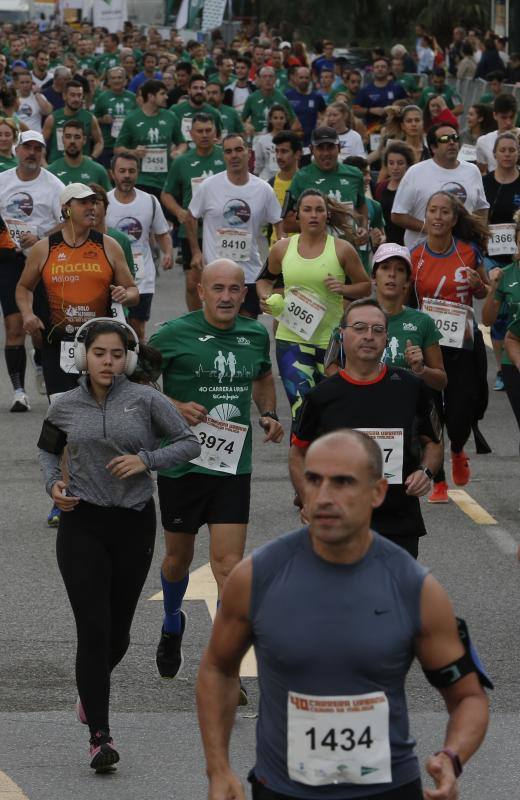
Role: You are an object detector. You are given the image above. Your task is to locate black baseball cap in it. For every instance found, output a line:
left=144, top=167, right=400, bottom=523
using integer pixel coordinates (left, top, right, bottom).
left=311, top=126, right=340, bottom=146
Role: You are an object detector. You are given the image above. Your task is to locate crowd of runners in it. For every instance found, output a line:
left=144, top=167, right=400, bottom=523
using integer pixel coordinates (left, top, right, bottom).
left=0, top=12, right=518, bottom=797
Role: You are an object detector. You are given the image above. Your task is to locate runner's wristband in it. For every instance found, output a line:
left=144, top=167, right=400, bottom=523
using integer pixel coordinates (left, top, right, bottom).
left=434, top=748, right=462, bottom=778
left=259, top=411, right=279, bottom=426
left=419, top=465, right=434, bottom=480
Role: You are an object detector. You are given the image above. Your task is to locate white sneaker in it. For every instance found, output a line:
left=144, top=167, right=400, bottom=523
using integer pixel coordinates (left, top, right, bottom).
left=30, top=349, right=47, bottom=395
left=10, top=391, right=30, bottom=412
left=35, top=368, right=46, bottom=395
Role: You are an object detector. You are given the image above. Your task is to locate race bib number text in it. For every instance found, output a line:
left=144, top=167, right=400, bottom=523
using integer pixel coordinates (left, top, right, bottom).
left=216, top=229, right=252, bottom=261
left=190, top=416, right=248, bottom=474
left=287, top=691, right=391, bottom=786
left=278, top=288, right=327, bottom=342
left=142, top=147, right=167, bottom=173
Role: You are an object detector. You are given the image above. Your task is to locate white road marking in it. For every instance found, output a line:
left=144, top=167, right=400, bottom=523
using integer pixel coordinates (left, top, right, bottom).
left=0, top=771, right=30, bottom=798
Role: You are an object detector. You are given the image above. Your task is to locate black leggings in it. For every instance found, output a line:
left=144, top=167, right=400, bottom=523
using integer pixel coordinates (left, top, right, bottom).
left=502, top=364, right=520, bottom=433
left=433, top=343, right=485, bottom=483
left=56, top=499, right=156, bottom=737
left=249, top=774, right=423, bottom=800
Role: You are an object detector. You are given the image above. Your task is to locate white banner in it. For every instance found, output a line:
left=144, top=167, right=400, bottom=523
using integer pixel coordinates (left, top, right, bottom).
left=92, top=0, right=128, bottom=32
left=176, top=0, right=189, bottom=28
left=202, top=0, right=227, bottom=31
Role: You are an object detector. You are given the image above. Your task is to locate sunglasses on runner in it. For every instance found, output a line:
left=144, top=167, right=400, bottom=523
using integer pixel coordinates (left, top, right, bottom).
left=436, top=133, right=459, bottom=144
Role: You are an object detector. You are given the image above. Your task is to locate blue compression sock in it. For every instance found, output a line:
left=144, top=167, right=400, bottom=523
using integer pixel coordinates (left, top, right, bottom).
left=161, top=572, right=189, bottom=634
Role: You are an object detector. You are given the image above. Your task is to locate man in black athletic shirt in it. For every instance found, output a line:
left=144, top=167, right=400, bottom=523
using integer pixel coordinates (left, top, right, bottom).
left=290, top=298, right=442, bottom=557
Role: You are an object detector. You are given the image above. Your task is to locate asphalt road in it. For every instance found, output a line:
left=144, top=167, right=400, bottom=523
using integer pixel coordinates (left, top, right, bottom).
left=0, top=265, right=519, bottom=800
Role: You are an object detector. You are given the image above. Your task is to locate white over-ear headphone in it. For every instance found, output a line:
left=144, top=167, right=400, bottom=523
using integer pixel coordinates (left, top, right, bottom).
left=73, top=317, right=140, bottom=375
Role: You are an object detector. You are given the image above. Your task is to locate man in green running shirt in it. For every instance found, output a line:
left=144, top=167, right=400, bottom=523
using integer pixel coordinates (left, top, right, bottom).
left=42, top=80, right=104, bottom=164
left=94, top=66, right=137, bottom=169
left=285, top=126, right=368, bottom=238
left=241, top=66, right=299, bottom=138
left=205, top=80, right=244, bottom=137
left=48, top=120, right=111, bottom=190
left=149, top=259, right=283, bottom=690
left=170, top=74, right=223, bottom=145
left=161, top=113, right=225, bottom=311
left=115, top=79, right=187, bottom=199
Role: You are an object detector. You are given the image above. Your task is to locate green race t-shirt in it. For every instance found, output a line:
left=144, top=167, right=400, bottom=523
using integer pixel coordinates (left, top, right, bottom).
left=275, top=68, right=289, bottom=92
left=107, top=225, right=135, bottom=279
left=162, top=145, right=225, bottom=237
left=358, top=196, right=385, bottom=275
left=384, top=306, right=442, bottom=369
left=170, top=100, right=223, bottom=141
left=149, top=310, right=271, bottom=477
left=116, top=108, right=185, bottom=191
left=94, top=89, right=137, bottom=148
left=495, top=262, right=520, bottom=365
left=0, top=153, right=17, bottom=172
left=47, top=155, right=111, bottom=190
left=242, top=89, right=295, bottom=132
left=96, top=52, right=121, bottom=76
left=215, top=104, right=244, bottom=136
left=289, top=162, right=365, bottom=210
left=419, top=84, right=462, bottom=110
left=47, top=108, right=95, bottom=163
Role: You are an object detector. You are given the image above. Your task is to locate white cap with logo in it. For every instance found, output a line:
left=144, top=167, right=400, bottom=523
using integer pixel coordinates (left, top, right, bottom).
left=60, top=183, right=97, bottom=206
left=17, top=130, right=46, bottom=146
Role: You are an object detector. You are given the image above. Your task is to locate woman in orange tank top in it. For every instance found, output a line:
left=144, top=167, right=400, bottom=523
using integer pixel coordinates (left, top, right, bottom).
left=16, top=183, right=139, bottom=398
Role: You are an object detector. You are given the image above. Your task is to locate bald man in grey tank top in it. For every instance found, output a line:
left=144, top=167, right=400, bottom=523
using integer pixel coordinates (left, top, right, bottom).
left=197, top=430, right=489, bottom=800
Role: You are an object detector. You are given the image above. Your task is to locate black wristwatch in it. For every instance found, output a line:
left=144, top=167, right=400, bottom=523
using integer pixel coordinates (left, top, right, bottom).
left=419, top=464, right=434, bottom=480
left=434, top=748, right=463, bottom=778
left=259, top=411, right=279, bottom=427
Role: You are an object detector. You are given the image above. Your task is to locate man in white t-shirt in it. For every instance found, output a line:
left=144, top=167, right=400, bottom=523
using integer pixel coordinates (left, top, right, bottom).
left=392, top=123, right=489, bottom=249
left=475, top=93, right=519, bottom=175
left=106, top=151, right=173, bottom=341
left=185, top=133, right=283, bottom=318
left=14, top=70, right=53, bottom=133
left=1, top=131, right=65, bottom=250
left=0, top=130, right=65, bottom=413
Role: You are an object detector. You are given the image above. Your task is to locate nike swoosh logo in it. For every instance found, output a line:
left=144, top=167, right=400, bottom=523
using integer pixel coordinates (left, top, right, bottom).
left=374, top=609, right=391, bottom=615
left=509, top=282, right=518, bottom=287
left=198, top=335, right=215, bottom=341
left=124, top=406, right=137, bottom=412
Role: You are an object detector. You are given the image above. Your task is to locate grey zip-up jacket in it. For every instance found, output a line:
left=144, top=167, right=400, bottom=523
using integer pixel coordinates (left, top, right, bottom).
left=38, top=374, right=200, bottom=510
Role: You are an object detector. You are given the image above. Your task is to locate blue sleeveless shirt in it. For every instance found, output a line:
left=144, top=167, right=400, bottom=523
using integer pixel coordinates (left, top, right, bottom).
left=250, top=528, right=428, bottom=797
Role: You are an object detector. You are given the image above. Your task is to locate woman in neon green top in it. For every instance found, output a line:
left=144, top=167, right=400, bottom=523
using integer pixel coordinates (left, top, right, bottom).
left=257, top=188, right=370, bottom=417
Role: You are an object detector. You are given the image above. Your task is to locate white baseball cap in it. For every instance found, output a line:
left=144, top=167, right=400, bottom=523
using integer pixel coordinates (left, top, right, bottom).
left=280, top=41, right=292, bottom=49
left=60, top=182, right=97, bottom=205
left=17, top=130, right=46, bottom=146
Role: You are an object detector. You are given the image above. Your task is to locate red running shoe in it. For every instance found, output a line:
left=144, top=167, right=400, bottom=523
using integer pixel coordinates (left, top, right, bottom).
left=428, top=481, right=449, bottom=503
left=451, top=451, right=470, bottom=486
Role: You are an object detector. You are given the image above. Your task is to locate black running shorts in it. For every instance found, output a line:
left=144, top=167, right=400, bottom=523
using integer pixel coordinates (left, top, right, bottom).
left=158, top=472, right=251, bottom=534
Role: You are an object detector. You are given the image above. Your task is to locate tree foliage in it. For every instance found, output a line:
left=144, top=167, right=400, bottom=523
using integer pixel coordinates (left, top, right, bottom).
left=255, top=0, right=489, bottom=47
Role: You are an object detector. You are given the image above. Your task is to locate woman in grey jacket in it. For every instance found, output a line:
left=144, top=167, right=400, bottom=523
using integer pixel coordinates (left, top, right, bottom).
left=37, top=319, right=200, bottom=774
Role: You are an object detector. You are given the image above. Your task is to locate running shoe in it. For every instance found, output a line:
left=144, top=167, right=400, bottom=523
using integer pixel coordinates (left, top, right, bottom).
left=30, top=349, right=47, bottom=395
left=493, top=371, right=505, bottom=391
left=451, top=451, right=470, bottom=486
left=238, top=680, right=248, bottom=707
left=89, top=731, right=119, bottom=773
left=10, top=391, right=30, bottom=412
left=427, top=481, right=449, bottom=503
left=75, top=696, right=87, bottom=725
left=47, top=505, right=61, bottom=527
left=156, top=610, right=186, bottom=678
